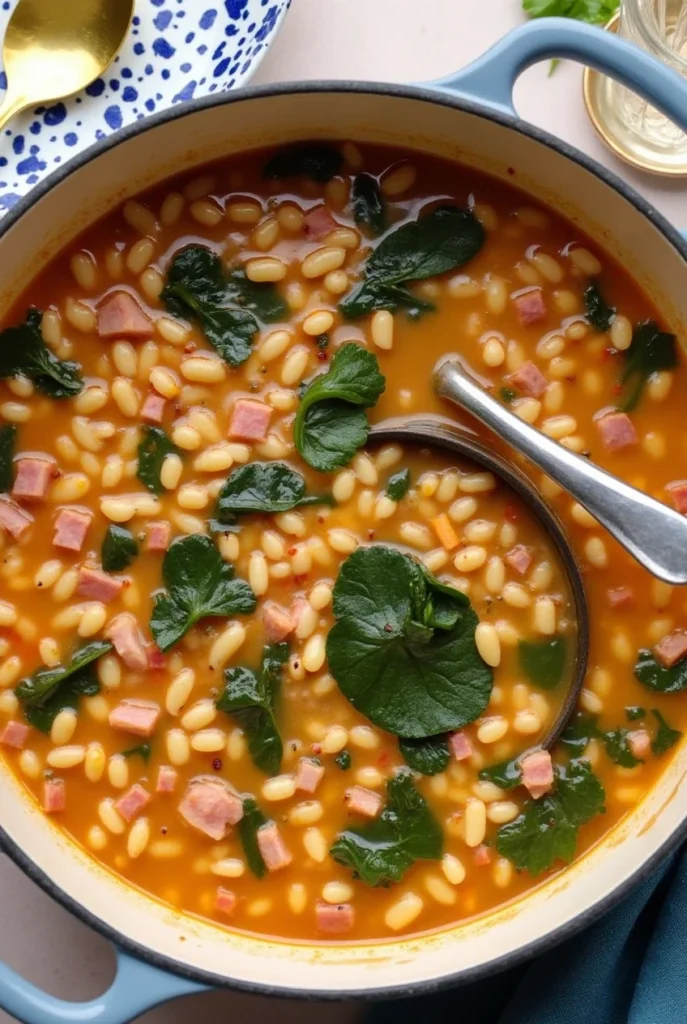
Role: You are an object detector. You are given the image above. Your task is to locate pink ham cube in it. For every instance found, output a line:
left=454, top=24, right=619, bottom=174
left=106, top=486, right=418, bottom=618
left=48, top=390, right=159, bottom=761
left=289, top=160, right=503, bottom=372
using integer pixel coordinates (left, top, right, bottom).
left=228, top=399, right=272, bottom=441
left=628, top=730, right=651, bottom=760
left=53, top=508, right=91, bottom=551
left=109, top=700, right=160, bottom=737
left=0, top=498, right=34, bottom=539
left=105, top=613, right=148, bottom=671
left=295, top=757, right=325, bottom=794
left=215, top=887, right=238, bottom=917
left=115, top=783, right=151, bottom=823
left=520, top=749, right=554, bottom=800
left=43, top=778, right=65, bottom=814
left=654, top=629, right=687, bottom=668
left=257, top=821, right=292, bottom=871
left=607, top=586, right=634, bottom=609
left=345, top=785, right=382, bottom=819
left=12, top=457, right=55, bottom=501
left=316, top=901, right=354, bottom=934
left=513, top=289, right=547, bottom=325
left=666, top=480, right=687, bottom=514
left=140, top=393, right=166, bottom=424
left=0, top=720, right=29, bottom=750
left=303, top=205, right=338, bottom=241
left=596, top=411, right=638, bottom=452
left=178, top=777, right=244, bottom=841
left=97, top=292, right=153, bottom=339
left=262, top=601, right=296, bottom=643
left=146, top=520, right=171, bottom=553
left=449, top=731, right=473, bottom=761
left=76, top=567, right=124, bottom=603
left=507, top=360, right=548, bottom=398
left=156, top=765, right=178, bottom=794
left=504, top=544, right=532, bottom=576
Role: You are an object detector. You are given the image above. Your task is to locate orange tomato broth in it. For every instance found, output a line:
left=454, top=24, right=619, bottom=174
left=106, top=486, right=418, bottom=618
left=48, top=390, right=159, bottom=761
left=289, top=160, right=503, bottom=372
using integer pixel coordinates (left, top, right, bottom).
left=0, top=141, right=684, bottom=944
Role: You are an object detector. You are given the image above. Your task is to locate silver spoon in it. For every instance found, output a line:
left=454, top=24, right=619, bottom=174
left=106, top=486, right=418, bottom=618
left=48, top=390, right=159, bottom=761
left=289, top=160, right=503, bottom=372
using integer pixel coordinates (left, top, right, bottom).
left=434, top=356, right=687, bottom=585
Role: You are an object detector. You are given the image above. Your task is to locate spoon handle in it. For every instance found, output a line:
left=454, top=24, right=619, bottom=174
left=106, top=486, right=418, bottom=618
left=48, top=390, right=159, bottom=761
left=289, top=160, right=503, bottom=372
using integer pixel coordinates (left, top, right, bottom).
left=0, top=92, right=27, bottom=134
left=435, top=357, right=687, bottom=585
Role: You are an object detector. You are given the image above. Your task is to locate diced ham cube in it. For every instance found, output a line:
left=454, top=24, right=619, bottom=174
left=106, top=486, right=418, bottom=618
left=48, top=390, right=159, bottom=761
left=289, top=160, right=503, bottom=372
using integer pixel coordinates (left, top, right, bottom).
left=156, top=765, right=178, bottom=794
left=262, top=601, right=296, bottom=643
left=105, top=613, right=148, bottom=671
left=607, top=586, right=634, bottom=609
left=0, top=720, right=29, bottom=750
left=666, top=480, right=687, bottom=514
left=295, top=757, right=325, bottom=794
left=147, top=647, right=166, bottom=671
left=0, top=497, right=33, bottom=539
left=628, top=729, right=651, bottom=760
left=654, top=629, right=687, bottom=668
left=596, top=411, right=638, bottom=452
left=215, top=887, right=237, bottom=917
left=141, top=393, right=166, bottom=424
left=257, top=821, right=292, bottom=871
left=507, top=359, right=548, bottom=398
left=109, top=699, right=160, bottom=737
left=115, top=783, right=151, bottom=822
left=76, top=566, right=124, bottom=603
left=178, top=776, right=244, bottom=840
left=53, top=508, right=91, bottom=551
left=449, top=731, right=473, bottom=761
left=43, top=778, right=65, bottom=813
left=228, top=399, right=272, bottom=442
left=345, top=785, right=382, bottom=819
left=505, top=544, right=532, bottom=576
left=316, top=900, right=354, bottom=934
left=303, top=205, right=339, bottom=241
left=521, top=749, right=554, bottom=800
left=513, top=289, right=547, bottom=325
left=11, top=457, right=55, bottom=501
left=473, top=844, right=492, bottom=866
left=98, top=292, right=153, bottom=339
left=146, top=520, right=171, bottom=553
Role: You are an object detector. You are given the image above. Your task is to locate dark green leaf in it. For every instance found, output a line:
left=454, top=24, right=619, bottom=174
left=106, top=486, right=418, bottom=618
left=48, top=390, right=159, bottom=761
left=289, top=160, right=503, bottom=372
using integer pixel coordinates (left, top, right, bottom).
left=0, top=309, right=82, bottom=398
left=330, top=769, right=443, bottom=886
left=635, top=648, right=687, bottom=693
left=102, top=525, right=139, bottom=572
left=626, top=705, right=646, bottom=721
left=25, top=670, right=100, bottom=734
left=335, top=750, right=352, bottom=770
left=326, top=545, right=492, bottom=737
left=16, top=640, right=111, bottom=734
left=150, top=535, right=256, bottom=651
left=603, top=728, right=642, bottom=767
left=618, top=320, right=677, bottom=412
left=351, top=173, right=386, bottom=236
left=523, top=0, right=619, bottom=26
left=339, top=206, right=484, bottom=319
left=560, top=712, right=599, bottom=756
left=584, top=282, right=616, bottom=331
left=496, top=759, right=605, bottom=875
left=137, top=426, right=179, bottom=495
left=499, top=387, right=516, bottom=404
left=651, top=709, right=682, bottom=756
left=216, top=643, right=289, bottom=775
left=215, top=461, right=306, bottom=526
left=386, top=468, right=410, bottom=502
left=479, top=757, right=523, bottom=790
left=0, top=424, right=16, bottom=492
left=264, top=144, right=343, bottom=182
left=518, top=637, right=567, bottom=690
left=293, top=343, right=385, bottom=472
left=238, top=797, right=271, bottom=879
left=399, top=735, right=450, bottom=776
left=122, top=742, right=151, bottom=762
left=225, top=270, right=289, bottom=324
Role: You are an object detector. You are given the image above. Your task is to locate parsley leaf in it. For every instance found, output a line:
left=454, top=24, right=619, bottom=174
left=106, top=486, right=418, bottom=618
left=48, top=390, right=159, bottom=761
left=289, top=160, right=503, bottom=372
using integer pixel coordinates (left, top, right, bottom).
left=293, top=343, right=386, bottom=471
left=561, top=711, right=643, bottom=767
left=339, top=206, right=484, bottom=319
left=0, top=309, right=83, bottom=398
left=518, top=637, right=567, bottom=690
left=122, top=742, right=151, bottom=762
left=216, top=643, right=289, bottom=775
left=351, top=173, right=386, bottom=236
left=499, top=386, right=517, bottom=404
left=238, top=797, right=272, bottom=879
left=15, top=640, right=111, bottom=734
left=150, top=535, right=256, bottom=651
left=137, top=426, right=180, bottom=495
left=214, top=461, right=330, bottom=528
left=399, top=735, right=450, bottom=776
left=634, top=648, right=687, bottom=693
left=496, top=759, right=605, bottom=875
left=603, top=728, right=642, bottom=768
left=264, top=144, right=343, bottom=183
left=330, top=769, right=443, bottom=886
left=0, top=423, right=16, bottom=493
left=584, top=282, right=616, bottom=331
left=479, top=757, right=523, bottom=790
left=523, top=0, right=619, bottom=27
left=102, top=524, right=139, bottom=572
left=626, top=706, right=646, bottom=721
left=386, top=468, right=410, bottom=501
left=161, top=245, right=288, bottom=367
left=618, top=321, right=677, bottom=412
left=651, top=709, right=682, bottom=756
left=326, top=545, right=492, bottom=737
left=335, top=750, right=352, bottom=770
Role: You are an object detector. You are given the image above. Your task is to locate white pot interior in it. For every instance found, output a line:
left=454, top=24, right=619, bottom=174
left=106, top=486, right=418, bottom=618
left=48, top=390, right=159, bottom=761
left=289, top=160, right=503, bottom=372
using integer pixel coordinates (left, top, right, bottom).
left=1, top=88, right=687, bottom=995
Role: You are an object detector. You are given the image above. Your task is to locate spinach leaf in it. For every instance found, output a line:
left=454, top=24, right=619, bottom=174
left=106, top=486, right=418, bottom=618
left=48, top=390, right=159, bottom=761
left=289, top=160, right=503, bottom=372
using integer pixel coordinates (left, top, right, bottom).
left=499, top=386, right=516, bottom=404
left=15, top=640, right=111, bottom=734
left=214, top=461, right=330, bottom=527
left=518, top=637, right=567, bottom=690
left=335, top=750, right=351, bottom=770
left=603, top=728, right=642, bottom=768
left=399, top=735, right=450, bottom=776
left=351, top=173, right=385, bottom=235
left=523, top=0, right=619, bottom=26
left=216, top=643, right=289, bottom=775
left=584, top=282, right=616, bottom=331
left=0, top=424, right=16, bottom=493
left=0, top=309, right=82, bottom=398
left=238, top=797, right=271, bottom=879
left=137, top=426, right=179, bottom=495
left=102, top=525, right=139, bottom=572
left=150, top=535, right=256, bottom=651
left=264, top=143, right=343, bottom=183
left=479, top=757, right=523, bottom=790
left=161, top=245, right=287, bottom=367
left=330, top=769, right=443, bottom=886
left=122, top=742, right=151, bottom=762
left=496, top=759, right=605, bottom=875
left=618, top=320, right=677, bottom=412
left=326, top=545, right=492, bottom=738
left=651, top=709, right=682, bottom=756
left=386, top=468, right=410, bottom=502
left=294, top=343, right=385, bottom=471
left=560, top=712, right=599, bottom=756
left=626, top=706, right=646, bottom=721
left=339, top=206, right=484, bottom=320
left=634, top=648, right=687, bottom=693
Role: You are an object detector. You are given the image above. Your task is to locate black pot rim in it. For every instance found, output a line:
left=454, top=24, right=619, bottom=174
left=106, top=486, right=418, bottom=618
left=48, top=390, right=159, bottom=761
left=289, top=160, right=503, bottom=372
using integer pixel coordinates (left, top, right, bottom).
left=1, top=77, right=686, bottom=1005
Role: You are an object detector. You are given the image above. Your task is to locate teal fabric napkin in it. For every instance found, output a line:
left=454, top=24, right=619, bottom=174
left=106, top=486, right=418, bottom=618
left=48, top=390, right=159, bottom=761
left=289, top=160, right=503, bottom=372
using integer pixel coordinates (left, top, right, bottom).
left=368, top=849, right=686, bottom=1024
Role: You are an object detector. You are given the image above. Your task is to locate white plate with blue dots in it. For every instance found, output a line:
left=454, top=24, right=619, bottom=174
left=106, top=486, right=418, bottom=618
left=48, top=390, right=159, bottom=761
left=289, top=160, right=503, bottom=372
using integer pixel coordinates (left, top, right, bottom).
left=0, top=0, right=291, bottom=212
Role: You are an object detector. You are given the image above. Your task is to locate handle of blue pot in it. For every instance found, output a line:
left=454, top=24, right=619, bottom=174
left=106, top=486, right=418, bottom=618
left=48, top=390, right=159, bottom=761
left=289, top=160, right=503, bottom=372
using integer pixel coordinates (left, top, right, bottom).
left=0, top=948, right=207, bottom=1024
left=429, top=15, right=687, bottom=132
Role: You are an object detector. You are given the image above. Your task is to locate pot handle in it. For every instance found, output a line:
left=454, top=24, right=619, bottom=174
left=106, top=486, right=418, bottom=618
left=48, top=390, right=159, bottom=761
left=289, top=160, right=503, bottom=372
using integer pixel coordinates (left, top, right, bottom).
left=0, top=947, right=207, bottom=1024
left=428, top=15, right=687, bottom=130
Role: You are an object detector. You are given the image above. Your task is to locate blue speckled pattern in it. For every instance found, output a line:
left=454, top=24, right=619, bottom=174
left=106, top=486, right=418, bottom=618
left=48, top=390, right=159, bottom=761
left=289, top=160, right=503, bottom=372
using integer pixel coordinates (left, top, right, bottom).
left=0, top=0, right=290, bottom=211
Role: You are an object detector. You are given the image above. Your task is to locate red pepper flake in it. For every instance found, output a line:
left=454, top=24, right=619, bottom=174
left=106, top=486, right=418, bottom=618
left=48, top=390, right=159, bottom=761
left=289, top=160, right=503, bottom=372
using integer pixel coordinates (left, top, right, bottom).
left=311, top=743, right=322, bottom=756
left=504, top=501, right=519, bottom=522
left=317, top=350, right=328, bottom=361
left=611, top=381, right=623, bottom=395
left=293, top=574, right=307, bottom=586
left=183, top=341, right=197, bottom=354
left=212, top=758, right=222, bottom=771
left=507, top=166, right=516, bottom=176
left=287, top=546, right=297, bottom=556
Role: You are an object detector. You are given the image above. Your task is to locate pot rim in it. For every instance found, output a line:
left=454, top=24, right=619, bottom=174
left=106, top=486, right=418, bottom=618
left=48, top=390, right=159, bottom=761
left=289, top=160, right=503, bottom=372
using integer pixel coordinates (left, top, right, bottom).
left=1, top=78, right=686, bottom=1002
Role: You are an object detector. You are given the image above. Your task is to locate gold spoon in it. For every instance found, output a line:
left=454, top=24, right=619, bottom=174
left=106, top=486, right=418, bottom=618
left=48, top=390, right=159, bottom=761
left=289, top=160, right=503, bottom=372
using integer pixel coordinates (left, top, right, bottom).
left=0, top=0, right=134, bottom=132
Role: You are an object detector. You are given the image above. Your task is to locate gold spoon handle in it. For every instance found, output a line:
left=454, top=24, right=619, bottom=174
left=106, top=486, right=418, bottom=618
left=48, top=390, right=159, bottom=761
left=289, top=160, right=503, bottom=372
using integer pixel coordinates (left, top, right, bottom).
left=0, top=91, right=28, bottom=133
